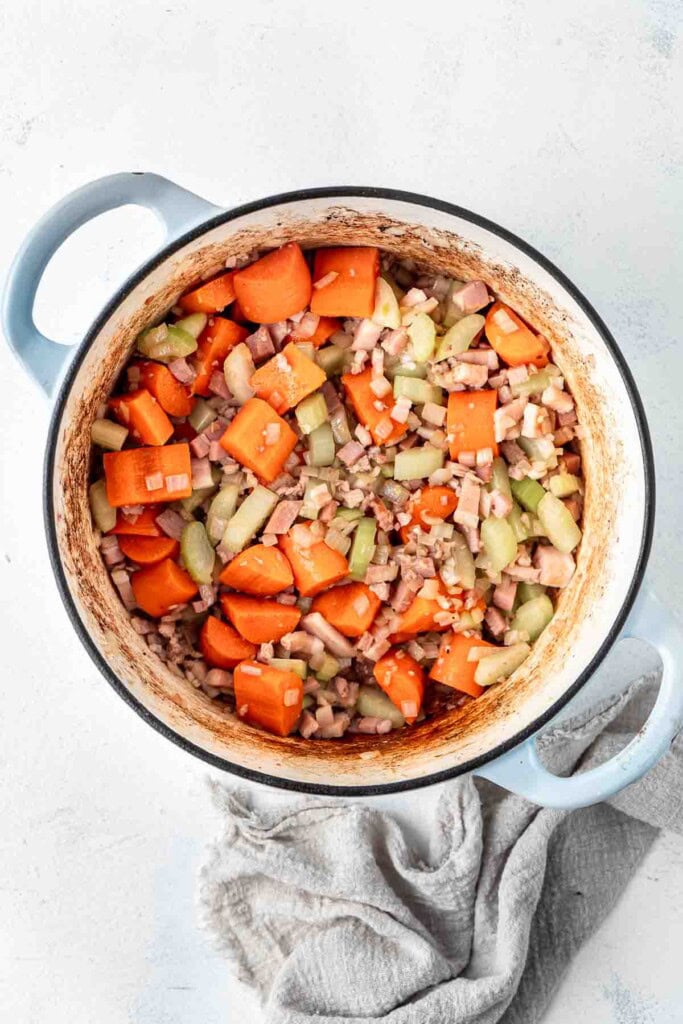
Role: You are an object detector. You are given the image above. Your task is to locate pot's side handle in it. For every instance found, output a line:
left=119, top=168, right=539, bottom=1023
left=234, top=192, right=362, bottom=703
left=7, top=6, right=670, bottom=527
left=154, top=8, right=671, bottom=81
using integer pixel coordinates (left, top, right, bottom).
left=473, top=588, right=683, bottom=809
left=2, top=172, right=222, bottom=398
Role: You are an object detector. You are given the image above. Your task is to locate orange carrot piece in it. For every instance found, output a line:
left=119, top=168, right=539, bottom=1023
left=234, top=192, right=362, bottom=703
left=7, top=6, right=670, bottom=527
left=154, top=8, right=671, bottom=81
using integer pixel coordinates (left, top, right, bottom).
left=400, top=485, right=458, bottom=543
left=279, top=527, right=349, bottom=598
left=341, top=367, right=407, bottom=447
left=484, top=301, right=550, bottom=368
left=220, top=594, right=301, bottom=644
left=447, top=390, right=499, bottom=460
left=179, top=271, right=236, bottom=314
left=219, top=543, right=294, bottom=595
left=109, top=506, right=164, bottom=537
left=311, top=582, right=380, bottom=637
left=230, top=298, right=251, bottom=324
left=219, top=398, right=297, bottom=484
left=390, top=584, right=456, bottom=643
left=233, top=243, right=312, bottom=324
left=310, top=247, right=379, bottom=318
left=233, top=660, right=303, bottom=737
left=200, top=616, right=257, bottom=668
left=135, top=361, right=194, bottom=417
left=291, top=315, right=341, bottom=348
left=429, top=632, right=498, bottom=698
left=374, top=649, right=425, bottom=723
left=103, top=444, right=192, bottom=507
left=109, top=389, right=174, bottom=446
left=192, top=317, right=249, bottom=396
left=118, top=535, right=180, bottom=565
left=250, top=342, right=326, bottom=414
left=130, top=557, right=198, bottom=618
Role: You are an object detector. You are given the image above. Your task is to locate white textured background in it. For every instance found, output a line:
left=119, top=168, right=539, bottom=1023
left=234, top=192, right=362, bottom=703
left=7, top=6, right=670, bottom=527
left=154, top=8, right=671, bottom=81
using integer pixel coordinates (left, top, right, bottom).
left=1, top=1, right=682, bottom=1021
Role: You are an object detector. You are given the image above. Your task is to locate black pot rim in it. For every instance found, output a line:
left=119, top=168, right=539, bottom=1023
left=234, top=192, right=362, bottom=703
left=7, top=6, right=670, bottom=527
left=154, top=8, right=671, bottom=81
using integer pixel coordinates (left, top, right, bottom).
left=43, top=184, right=655, bottom=797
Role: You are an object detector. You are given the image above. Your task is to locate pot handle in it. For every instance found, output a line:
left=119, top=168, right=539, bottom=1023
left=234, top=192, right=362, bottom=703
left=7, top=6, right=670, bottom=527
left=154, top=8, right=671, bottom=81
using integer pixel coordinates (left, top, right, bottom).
left=473, top=587, right=683, bottom=809
left=2, top=172, right=222, bottom=398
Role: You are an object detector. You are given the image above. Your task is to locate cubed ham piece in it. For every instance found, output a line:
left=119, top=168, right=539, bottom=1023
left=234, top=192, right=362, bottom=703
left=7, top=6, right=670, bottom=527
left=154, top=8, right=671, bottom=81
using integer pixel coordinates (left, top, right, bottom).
left=337, top=440, right=366, bottom=466
left=246, top=325, right=276, bottom=362
left=506, top=365, right=528, bottom=387
left=500, top=440, right=527, bottom=465
left=452, top=362, right=489, bottom=389
left=352, top=319, right=383, bottom=351
left=561, top=453, right=581, bottom=475
left=521, top=403, right=552, bottom=439
left=542, top=384, right=574, bottom=414
left=264, top=500, right=302, bottom=534
left=168, top=357, right=197, bottom=384
left=534, top=546, right=576, bottom=588
left=490, top=489, right=513, bottom=519
left=301, top=613, right=356, bottom=658
left=155, top=508, right=186, bottom=540
left=299, top=710, right=319, bottom=739
left=455, top=349, right=499, bottom=369
left=191, top=457, right=214, bottom=490
left=493, top=575, right=517, bottom=612
left=190, top=433, right=211, bottom=459
left=381, top=328, right=408, bottom=355
left=451, top=280, right=489, bottom=316
left=453, top=475, right=481, bottom=529
left=485, top=605, right=508, bottom=639
left=208, top=371, right=231, bottom=399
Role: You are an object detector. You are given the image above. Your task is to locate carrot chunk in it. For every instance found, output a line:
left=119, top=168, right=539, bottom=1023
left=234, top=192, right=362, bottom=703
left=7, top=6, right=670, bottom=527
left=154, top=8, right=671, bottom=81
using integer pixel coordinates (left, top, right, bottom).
left=219, top=398, right=297, bottom=483
left=233, top=243, right=312, bottom=324
left=390, top=584, right=455, bottom=642
left=118, top=535, right=180, bottom=565
left=103, top=444, right=192, bottom=507
left=135, top=361, right=194, bottom=417
left=250, top=343, right=326, bottom=414
left=291, top=315, right=340, bottom=348
left=192, top=317, right=248, bottom=396
left=179, top=271, right=236, bottom=314
left=400, top=485, right=458, bottom=543
left=311, top=582, right=380, bottom=637
left=279, top=526, right=349, bottom=598
left=220, top=594, right=301, bottom=644
left=484, top=301, right=550, bottom=368
left=447, top=390, right=498, bottom=460
left=233, top=661, right=303, bottom=737
left=130, top=557, right=198, bottom=618
left=109, top=389, right=174, bottom=446
left=310, top=247, right=379, bottom=318
left=429, top=632, right=498, bottom=698
left=341, top=367, right=407, bottom=447
left=200, top=616, right=257, bottom=668
left=109, top=506, right=164, bottom=537
left=219, top=543, right=294, bottom=595
left=374, top=649, right=425, bottom=723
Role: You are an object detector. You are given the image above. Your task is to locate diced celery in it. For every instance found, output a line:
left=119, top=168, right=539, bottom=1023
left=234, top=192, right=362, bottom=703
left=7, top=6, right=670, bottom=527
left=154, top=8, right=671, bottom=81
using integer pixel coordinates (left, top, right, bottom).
left=316, top=344, right=346, bottom=377
left=488, top=456, right=512, bottom=498
left=329, top=405, right=352, bottom=444
left=394, top=445, right=444, bottom=481
left=270, top=658, right=307, bottom=679
left=222, top=485, right=279, bottom=552
left=451, top=610, right=480, bottom=633
left=393, top=376, right=443, bottom=406
left=136, top=323, right=197, bottom=362
left=433, top=314, right=485, bottom=362
left=357, top=684, right=405, bottom=727
left=518, top=436, right=558, bottom=469
left=301, top=478, right=324, bottom=520
left=307, top=422, right=336, bottom=467
left=335, top=507, right=364, bottom=523
left=407, top=312, right=437, bottom=361
left=379, top=463, right=394, bottom=478
left=372, top=277, right=401, bottom=329
left=315, top=653, right=341, bottom=682
left=381, top=479, right=409, bottom=506
left=548, top=473, right=581, bottom=498
left=91, top=419, right=128, bottom=451
left=384, top=357, right=429, bottom=380
left=510, top=477, right=545, bottom=514
left=510, top=365, right=561, bottom=398
left=526, top=516, right=547, bottom=538
left=180, top=483, right=217, bottom=514
left=518, top=581, right=547, bottom=603
left=506, top=502, right=529, bottom=542
left=89, top=479, right=116, bottom=533
left=348, top=517, right=377, bottom=580
left=302, top=694, right=315, bottom=710
left=441, top=279, right=467, bottom=328
left=180, top=521, right=215, bottom=585
left=206, top=483, right=240, bottom=545
left=174, top=312, right=207, bottom=338
left=511, top=595, right=554, bottom=642
left=474, top=643, right=531, bottom=687
left=295, top=391, right=328, bottom=435
left=382, top=271, right=404, bottom=301
left=188, top=398, right=217, bottom=433
left=223, top=343, right=255, bottom=404
left=537, top=493, right=582, bottom=554
left=451, top=532, right=476, bottom=589
left=481, top=516, right=518, bottom=573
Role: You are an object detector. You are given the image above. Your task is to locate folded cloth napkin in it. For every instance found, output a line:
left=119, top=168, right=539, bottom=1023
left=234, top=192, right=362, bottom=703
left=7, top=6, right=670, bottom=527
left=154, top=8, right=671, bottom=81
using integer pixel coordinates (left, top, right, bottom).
left=200, top=672, right=683, bottom=1024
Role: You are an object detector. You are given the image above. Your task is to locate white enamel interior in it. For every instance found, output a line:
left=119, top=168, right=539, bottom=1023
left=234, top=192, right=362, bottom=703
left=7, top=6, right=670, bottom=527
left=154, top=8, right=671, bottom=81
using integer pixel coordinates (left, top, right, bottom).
left=50, top=193, right=648, bottom=790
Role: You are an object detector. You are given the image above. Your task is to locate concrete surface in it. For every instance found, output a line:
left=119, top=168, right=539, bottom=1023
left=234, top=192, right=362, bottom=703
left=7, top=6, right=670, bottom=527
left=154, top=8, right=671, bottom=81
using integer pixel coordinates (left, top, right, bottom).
left=0, top=1, right=682, bottom=1021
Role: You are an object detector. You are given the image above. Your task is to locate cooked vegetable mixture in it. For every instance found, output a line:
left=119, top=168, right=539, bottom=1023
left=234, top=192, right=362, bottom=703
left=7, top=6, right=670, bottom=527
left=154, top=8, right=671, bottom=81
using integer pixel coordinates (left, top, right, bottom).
left=90, top=243, right=583, bottom=739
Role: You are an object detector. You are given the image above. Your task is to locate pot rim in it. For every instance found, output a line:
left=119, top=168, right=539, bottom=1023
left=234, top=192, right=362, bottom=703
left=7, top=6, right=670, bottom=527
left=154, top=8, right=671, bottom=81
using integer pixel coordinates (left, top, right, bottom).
left=43, top=185, right=655, bottom=796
